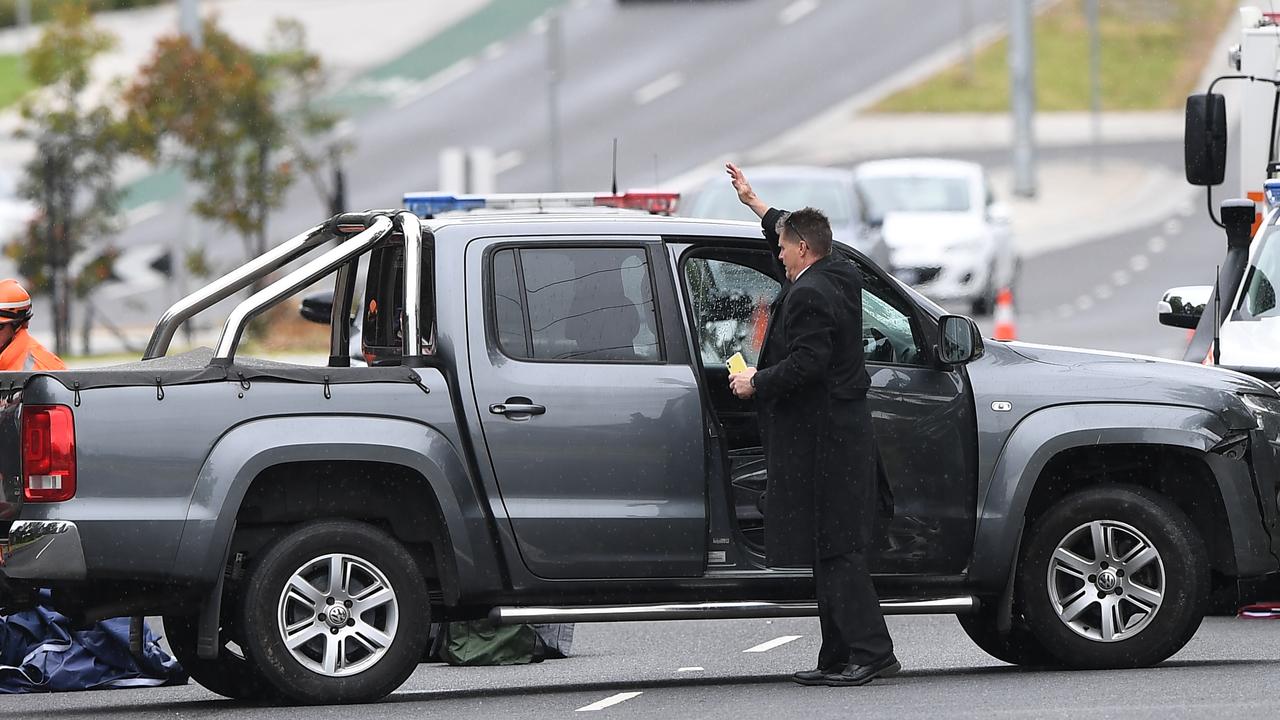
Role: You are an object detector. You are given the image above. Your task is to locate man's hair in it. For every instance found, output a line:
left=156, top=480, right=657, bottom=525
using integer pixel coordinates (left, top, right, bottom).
left=775, top=207, right=833, bottom=257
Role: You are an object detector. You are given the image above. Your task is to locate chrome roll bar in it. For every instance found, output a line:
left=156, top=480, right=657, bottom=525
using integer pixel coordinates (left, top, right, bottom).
left=397, top=211, right=425, bottom=365
left=143, top=223, right=331, bottom=360
left=211, top=216, right=394, bottom=366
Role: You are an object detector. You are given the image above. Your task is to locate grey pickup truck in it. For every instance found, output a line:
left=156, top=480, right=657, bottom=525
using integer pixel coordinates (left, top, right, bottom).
left=1, top=195, right=1279, bottom=704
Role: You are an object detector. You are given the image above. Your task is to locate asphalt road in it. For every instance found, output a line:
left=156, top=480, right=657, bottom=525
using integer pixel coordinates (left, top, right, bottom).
left=82, top=0, right=1012, bottom=336
left=4, top=615, right=1277, bottom=718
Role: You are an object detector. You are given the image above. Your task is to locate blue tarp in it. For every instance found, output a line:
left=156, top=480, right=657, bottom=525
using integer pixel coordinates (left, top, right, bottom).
left=0, top=592, right=185, bottom=693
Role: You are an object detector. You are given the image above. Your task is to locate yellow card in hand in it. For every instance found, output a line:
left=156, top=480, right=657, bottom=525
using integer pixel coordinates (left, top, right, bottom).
left=726, top=352, right=747, bottom=375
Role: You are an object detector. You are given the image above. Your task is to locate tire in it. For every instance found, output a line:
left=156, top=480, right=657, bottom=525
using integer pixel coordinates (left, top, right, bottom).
left=240, top=520, right=430, bottom=704
left=163, top=613, right=277, bottom=700
left=957, top=604, right=1055, bottom=666
left=1018, top=484, right=1209, bottom=669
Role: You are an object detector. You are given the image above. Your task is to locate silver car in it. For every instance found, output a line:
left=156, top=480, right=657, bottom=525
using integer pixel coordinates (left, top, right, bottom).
left=683, top=165, right=892, bottom=270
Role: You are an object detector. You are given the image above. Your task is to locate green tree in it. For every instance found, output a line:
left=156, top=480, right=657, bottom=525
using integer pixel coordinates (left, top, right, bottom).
left=6, top=1, right=124, bottom=357
left=125, top=18, right=345, bottom=274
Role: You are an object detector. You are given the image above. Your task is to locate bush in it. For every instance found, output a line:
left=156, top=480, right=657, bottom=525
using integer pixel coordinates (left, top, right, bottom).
left=0, top=0, right=167, bottom=28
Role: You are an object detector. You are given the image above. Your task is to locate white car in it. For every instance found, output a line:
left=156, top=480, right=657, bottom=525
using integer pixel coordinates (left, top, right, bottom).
left=854, top=158, right=1017, bottom=315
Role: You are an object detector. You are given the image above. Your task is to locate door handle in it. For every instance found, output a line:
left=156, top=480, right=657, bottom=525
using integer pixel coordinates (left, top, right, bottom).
left=489, top=402, right=546, bottom=416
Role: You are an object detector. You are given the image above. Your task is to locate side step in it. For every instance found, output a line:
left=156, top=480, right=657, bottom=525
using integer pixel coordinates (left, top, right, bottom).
left=490, top=596, right=978, bottom=625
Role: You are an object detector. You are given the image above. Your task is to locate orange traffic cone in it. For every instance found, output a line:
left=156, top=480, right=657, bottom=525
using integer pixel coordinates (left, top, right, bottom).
left=992, top=287, right=1017, bottom=341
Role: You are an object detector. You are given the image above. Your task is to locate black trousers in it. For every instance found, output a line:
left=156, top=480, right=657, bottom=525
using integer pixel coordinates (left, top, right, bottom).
left=815, top=550, right=893, bottom=668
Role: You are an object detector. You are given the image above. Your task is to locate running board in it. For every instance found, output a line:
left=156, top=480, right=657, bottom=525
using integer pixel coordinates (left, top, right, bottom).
left=489, top=596, right=978, bottom=625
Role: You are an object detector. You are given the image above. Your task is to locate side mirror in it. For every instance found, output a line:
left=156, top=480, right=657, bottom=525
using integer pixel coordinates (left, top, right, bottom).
left=1185, top=93, right=1227, bottom=186
left=938, top=314, right=984, bottom=365
left=1157, top=285, right=1212, bottom=329
left=300, top=289, right=335, bottom=325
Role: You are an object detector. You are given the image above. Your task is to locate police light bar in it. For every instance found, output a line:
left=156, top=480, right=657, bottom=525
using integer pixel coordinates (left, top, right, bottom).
left=1265, top=179, right=1280, bottom=210
left=403, top=191, right=679, bottom=218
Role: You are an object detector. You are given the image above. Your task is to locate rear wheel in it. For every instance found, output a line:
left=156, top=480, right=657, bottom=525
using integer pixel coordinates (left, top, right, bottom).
left=956, top=604, right=1055, bottom=666
left=1018, top=484, right=1208, bottom=669
left=163, top=612, right=276, bottom=700
left=240, top=520, right=430, bottom=704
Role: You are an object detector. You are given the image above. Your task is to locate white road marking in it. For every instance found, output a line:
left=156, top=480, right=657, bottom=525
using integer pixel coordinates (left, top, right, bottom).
left=1075, top=294, right=1094, bottom=311
left=392, top=59, right=476, bottom=110
left=1129, top=254, right=1150, bottom=272
left=677, top=666, right=704, bottom=672
left=779, top=0, right=819, bottom=25
left=1094, top=284, right=1113, bottom=300
left=530, top=14, right=549, bottom=35
left=577, top=692, right=643, bottom=712
left=1112, top=270, right=1131, bottom=286
left=744, top=635, right=802, bottom=653
left=125, top=201, right=163, bottom=227
left=1164, top=218, right=1183, bottom=236
left=494, top=150, right=525, bottom=174
left=634, top=71, right=685, bottom=106
left=483, top=41, right=506, bottom=61
left=1148, top=235, right=1167, bottom=254
left=1178, top=202, right=1195, bottom=217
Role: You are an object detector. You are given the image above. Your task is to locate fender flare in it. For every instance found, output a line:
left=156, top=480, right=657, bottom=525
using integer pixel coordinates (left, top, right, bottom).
left=170, top=415, right=503, bottom=600
left=969, top=402, right=1231, bottom=589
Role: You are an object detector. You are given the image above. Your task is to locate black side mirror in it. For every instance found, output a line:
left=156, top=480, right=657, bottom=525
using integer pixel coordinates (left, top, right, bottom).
left=1157, top=285, right=1211, bottom=329
left=1185, top=93, right=1227, bottom=186
left=938, top=315, right=984, bottom=365
left=300, top=289, right=335, bottom=325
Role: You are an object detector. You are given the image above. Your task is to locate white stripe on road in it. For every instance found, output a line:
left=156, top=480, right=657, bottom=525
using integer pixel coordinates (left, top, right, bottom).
left=483, top=41, right=506, bottom=61
left=494, top=150, right=525, bottom=174
left=634, top=71, right=684, bottom=106
left=779, top=0, right=819, bottom=25
left=676, top=666, right=704, bottom=672
left=743, top=635, right=802, bottom=653
left=1148, top=235, right=1167, bottom=254
left=576, top=692, right=643, bottom=712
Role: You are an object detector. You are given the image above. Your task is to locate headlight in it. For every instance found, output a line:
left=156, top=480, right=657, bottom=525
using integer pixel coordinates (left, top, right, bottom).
left=1240, top=394, right=1280, bottom=444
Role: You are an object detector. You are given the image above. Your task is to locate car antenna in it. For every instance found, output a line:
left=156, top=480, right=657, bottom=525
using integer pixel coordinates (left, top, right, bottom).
left=611, top=137, right=619, bottom=196
left=1213, top=264, right=1222, bottom=365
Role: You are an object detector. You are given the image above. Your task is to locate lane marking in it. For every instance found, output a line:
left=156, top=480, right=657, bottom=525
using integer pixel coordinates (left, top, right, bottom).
left=392, top=59, right=476, bottom=110
left=1129, top=254, right=1150, bottom=272
left=494, top=150, right=525, bottom=174
left=677, top=666, right=704, bottom=672
left=1075, top=294, right=1094, bottom=311
left=1094, top=284, right=1113, bottom=300
left=483, top=41, right=506, bottom=61
left=1163, top=218, right=1183, bottom=236
left=1112, top=270, right=1131, bottom=286
left=779, top=0, right=819, bottom=25
left=634, top=71, right=684, bottom=106
left=1178, top=202, right=1195, bottom=217
left=744, top=635, right=802, bottom=653
left=1148, top=235, right=1167, bottom=254
left=577, top=692, right=643, bottom=712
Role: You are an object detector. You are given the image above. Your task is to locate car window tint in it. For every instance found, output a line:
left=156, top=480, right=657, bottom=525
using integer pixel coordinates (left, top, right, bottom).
left=492, top=247, right=661, bottom=362
left=361, top=244, right=435, bottom=365
left=491, top=249, right=529, bottom=356
left=858, top=265, right=925, bottom=366
left=683, top=256, right=780, bottom=367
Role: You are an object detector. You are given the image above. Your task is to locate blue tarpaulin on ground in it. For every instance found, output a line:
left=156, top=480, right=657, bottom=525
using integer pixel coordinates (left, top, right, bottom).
left=0, top=592, right=185, bottom=693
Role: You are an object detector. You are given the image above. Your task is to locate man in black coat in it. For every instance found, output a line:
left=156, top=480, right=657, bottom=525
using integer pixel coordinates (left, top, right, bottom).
left=725, top=163, right=898, bottom=687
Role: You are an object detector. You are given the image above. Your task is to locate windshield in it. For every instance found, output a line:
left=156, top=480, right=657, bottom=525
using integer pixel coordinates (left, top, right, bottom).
left=858, top=175, right=972, bottom=215
left=1239, top=223, right=1280, bottom=319
left=688, top=177, right=853, bottom=225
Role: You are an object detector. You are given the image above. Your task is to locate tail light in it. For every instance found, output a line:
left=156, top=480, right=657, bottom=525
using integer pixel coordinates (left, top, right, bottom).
left=22, top=404, right=75, bottom=502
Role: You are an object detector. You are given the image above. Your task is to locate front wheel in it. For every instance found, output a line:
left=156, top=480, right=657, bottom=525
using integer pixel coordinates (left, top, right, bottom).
left=1018, top=484, right=1208, bottom=669
left=240, top=520, right=430, bottom=704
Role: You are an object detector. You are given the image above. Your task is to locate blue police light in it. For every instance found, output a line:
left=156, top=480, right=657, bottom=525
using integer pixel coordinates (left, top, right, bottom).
left=1265, top=179, right=1280, bottom=210
left=403, top=193, right=486, bottom=217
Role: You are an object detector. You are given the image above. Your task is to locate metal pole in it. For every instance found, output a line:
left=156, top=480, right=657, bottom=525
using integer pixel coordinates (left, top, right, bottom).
left=1009, top=0, right=1037, bottom=198
left=16, top=0, right=30, bottom=28
left=962, top=0, right=975, bottom=82
left=546, top=10, right=563, bottom=192
left=179, top=0, right=202, bottom=48
left=1088, top=0, right=1100, bottom=169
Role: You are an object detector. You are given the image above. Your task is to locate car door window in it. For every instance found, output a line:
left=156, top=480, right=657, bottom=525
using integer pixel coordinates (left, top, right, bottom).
left=683, top=256, right=780, bottom=367
left=490, top=246, right=661, bottom=362
left=859, top=266, right=925, bottom=366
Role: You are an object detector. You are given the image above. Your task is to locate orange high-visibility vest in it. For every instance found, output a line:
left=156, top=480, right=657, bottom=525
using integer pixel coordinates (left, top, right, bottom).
left=0, top=327, right=66, bottom=371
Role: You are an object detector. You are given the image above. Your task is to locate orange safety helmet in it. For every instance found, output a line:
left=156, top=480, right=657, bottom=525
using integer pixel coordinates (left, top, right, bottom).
left=0, top=279, right=33, bottom=325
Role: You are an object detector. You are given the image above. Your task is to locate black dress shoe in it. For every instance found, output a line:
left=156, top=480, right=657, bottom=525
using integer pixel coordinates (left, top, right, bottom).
left=792, top=665, right=840, bottom=686
left=820, top=653, right=901, bottom=687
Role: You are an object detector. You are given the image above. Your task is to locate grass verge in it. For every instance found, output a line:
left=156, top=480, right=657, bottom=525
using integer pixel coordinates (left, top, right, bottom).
left=871, top=0, right=1237, bottom=113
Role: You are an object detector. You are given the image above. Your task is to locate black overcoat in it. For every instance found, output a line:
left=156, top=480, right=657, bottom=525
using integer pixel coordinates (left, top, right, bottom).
left=752, top=208, right=890, bottom=567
